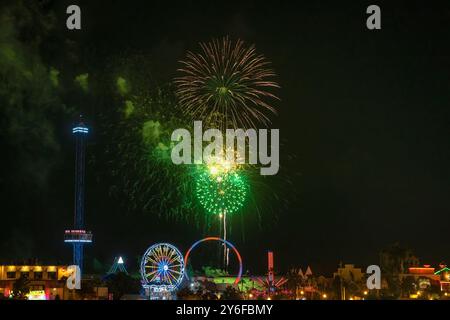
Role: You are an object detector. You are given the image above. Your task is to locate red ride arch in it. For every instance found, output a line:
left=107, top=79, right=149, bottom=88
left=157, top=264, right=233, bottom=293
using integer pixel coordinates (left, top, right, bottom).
left=184, top=237, right=243, bottom=285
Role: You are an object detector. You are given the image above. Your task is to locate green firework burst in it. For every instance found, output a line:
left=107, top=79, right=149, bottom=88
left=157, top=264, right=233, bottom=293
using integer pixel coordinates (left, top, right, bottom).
left=195, top=167, right=248, bottom=215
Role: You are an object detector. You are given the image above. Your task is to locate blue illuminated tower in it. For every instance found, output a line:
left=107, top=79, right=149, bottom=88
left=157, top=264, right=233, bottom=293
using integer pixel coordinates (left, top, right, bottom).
left=64, top=116, right=93, bottom=276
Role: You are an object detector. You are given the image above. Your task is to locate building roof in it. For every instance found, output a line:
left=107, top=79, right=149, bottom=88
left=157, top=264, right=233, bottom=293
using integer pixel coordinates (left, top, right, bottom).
left=435, top=267, right=450, bottom=275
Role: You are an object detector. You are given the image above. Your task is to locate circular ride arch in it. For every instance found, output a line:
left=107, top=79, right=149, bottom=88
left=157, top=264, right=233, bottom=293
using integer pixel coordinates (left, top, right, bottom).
left=184, top=237, right=243, bottom=285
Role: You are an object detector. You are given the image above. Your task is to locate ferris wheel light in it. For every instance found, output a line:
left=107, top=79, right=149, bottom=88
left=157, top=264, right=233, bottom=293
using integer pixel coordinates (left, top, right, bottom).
left=140, top=243, right=185, bottom=293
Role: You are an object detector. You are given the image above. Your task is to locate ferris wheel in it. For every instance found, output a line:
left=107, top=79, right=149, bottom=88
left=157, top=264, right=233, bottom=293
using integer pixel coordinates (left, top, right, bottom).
left=140, top=243, right=185, bottom=292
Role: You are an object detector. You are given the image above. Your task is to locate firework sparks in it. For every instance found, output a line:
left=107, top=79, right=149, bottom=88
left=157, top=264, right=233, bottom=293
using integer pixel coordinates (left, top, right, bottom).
left=96, top=54, right=289, bottom=228
left=195, top=165, right=248, bottom=216
left=175, top=37, right=280, bottom=129
left=195, top=152, right=248, bottom=216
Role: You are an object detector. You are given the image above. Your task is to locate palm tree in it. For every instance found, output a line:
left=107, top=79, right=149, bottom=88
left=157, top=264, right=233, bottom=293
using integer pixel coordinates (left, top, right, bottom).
left=380, top=243, right=419, bottom=298
left=12, top=276, right=30, bottom=299
left=286, top=268, right=303, bottom=298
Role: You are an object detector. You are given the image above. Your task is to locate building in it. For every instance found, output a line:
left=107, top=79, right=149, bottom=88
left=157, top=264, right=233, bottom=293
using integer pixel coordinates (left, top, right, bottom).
left=64, top=117, right=93, bottom=276
left=0, top=264, right=110, bottom=300
left=400, top=265, right=450, bottom=293
left=333, top=264, right=365, bottom=283
left=333, top=264, right=366, bottom=300
left=435, top=266, right=450, bottom=292
left=0, top=264, right=70, bottom=299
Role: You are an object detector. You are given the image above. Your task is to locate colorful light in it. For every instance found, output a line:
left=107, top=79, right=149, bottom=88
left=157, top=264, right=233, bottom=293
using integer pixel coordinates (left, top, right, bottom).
left=27, top=290, right=46, bottom=300
left=175, top=37, right=280, bottom=129
left=195, top=166, right=247, bottom=216
left=184, top=237, right=243, bottom=285
left=140, top=243, right=185, bottom=292
left=72, top=127, right=89, bottom=134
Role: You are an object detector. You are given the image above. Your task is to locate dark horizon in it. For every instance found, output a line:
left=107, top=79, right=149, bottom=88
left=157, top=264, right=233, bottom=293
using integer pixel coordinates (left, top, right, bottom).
left=0, top=0, right=449, bottom=277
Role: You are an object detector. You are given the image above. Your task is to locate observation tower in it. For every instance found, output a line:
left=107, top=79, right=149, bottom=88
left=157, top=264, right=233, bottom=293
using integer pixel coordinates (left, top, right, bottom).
left=64, top=116, right=93, bottom=276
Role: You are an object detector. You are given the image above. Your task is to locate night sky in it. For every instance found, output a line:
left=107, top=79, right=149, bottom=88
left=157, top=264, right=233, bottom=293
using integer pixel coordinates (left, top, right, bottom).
left=0, top=0, right=449, bottom=276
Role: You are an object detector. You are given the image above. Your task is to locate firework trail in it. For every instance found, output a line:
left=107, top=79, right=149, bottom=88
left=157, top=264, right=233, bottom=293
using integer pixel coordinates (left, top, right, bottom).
left=93, top=54, right=292, bottom=232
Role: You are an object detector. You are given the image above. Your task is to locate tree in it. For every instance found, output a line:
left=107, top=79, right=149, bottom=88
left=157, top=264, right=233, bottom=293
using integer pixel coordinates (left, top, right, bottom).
left=79, top=278, right=104, bottom=299
left=400, top=276, right=416, bottom=298
left=380, top=243, right=419, bottom=298
left=202, top=266, right=227, bottom=277
left=176, top=287, right=199, bottom=300
left=221, top=286, right=242, bottom=300
left=331, top=275, right=342, bottom=299
left=286, top=268, right=303, bottom=294
left=104, top=272, right=140, bottom=300
left=12, top=276, right=30, bottom=299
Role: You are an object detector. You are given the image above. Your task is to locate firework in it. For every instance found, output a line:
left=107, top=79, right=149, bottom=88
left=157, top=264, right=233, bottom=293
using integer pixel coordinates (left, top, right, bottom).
left=175, top=37, right=280, bottom=129
left=94, top=54, right=290, bottom=228
left=100, top=75, right=199, bottom=221
left=195, top=159, right=248, bottom=216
